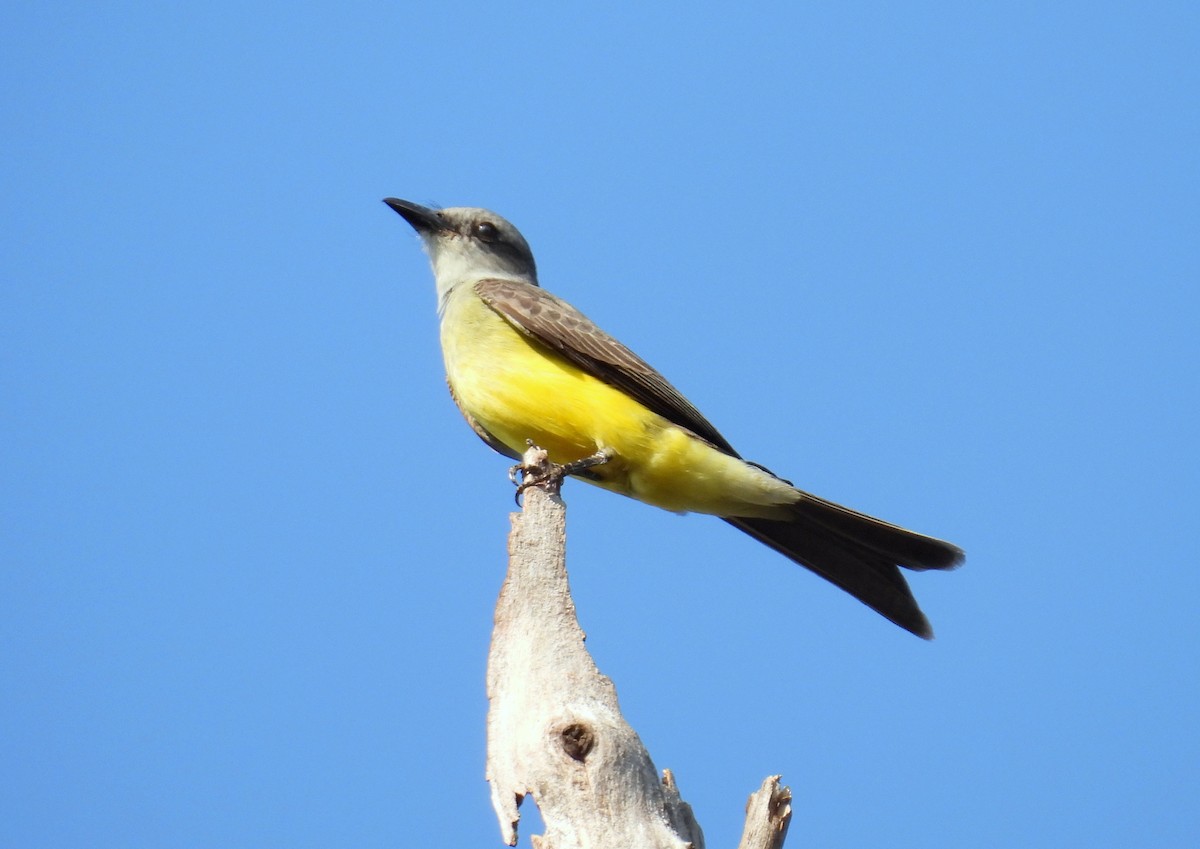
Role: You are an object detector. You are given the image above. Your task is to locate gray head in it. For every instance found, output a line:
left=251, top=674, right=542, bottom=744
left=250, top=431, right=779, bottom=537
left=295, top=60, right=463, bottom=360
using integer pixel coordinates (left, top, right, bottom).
left=383, top=199, right=538, bottom=298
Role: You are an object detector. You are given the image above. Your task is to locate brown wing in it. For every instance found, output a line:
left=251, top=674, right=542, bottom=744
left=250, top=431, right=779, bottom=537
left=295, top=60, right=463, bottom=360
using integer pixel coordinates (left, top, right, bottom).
left=475, top=278, right=738, bottom=456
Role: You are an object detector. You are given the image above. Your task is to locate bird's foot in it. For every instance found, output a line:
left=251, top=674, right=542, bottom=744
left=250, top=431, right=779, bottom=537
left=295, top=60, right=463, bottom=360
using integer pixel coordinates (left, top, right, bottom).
left=559, top=450, right=612, bottom=478
left=509, top=442, right=611, bottom=505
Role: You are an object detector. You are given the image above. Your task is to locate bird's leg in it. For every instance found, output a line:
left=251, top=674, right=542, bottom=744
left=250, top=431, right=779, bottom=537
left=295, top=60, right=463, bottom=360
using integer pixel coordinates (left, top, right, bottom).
left=509, top=442, right=612, bottom=504
left=559, top=450, right=612, bottom=478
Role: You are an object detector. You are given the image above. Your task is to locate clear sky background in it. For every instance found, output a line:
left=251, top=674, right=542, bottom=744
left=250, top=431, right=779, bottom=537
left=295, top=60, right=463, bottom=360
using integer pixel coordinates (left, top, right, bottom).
left=3, top=3, right=1197, bottom=847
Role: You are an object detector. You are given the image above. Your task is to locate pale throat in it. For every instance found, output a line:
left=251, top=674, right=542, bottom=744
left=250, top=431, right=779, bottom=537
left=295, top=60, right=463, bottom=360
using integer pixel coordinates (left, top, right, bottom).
left=428, top=245, right=537, bottom=316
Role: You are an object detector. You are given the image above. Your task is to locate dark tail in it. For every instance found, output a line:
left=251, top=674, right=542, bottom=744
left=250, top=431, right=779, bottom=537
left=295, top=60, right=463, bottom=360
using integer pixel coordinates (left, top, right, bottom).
left=724, top=491, right=963, bottom=639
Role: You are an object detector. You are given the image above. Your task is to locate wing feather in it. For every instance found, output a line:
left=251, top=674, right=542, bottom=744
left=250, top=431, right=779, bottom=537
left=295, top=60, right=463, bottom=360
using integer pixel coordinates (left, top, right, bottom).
left=475, top=278, right=737, bottom=455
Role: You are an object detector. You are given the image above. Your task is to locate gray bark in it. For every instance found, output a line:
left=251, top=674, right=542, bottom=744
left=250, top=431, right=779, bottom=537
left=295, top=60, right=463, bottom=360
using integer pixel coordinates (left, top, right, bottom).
left=485, top=446, right=792, bottom=848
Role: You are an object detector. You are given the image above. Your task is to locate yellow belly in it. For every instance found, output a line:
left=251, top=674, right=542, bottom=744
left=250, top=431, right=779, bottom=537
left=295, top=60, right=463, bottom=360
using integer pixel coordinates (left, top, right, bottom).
left=439, top=288, right=795, bottom=517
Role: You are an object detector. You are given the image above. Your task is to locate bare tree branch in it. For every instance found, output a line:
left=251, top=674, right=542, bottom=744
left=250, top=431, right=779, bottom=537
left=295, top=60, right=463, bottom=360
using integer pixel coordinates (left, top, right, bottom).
left=737, top=777, right=792, bottom=849
left=485, top=445, right=791, bottom=848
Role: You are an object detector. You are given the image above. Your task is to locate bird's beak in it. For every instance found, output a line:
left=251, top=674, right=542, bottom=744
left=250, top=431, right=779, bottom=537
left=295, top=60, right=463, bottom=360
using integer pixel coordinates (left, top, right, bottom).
left=383, top=198, right=446, bottom=234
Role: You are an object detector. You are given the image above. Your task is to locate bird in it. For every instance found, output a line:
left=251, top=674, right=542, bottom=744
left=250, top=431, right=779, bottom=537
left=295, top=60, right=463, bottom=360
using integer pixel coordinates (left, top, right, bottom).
left=383, top=198, right=963, bottom=638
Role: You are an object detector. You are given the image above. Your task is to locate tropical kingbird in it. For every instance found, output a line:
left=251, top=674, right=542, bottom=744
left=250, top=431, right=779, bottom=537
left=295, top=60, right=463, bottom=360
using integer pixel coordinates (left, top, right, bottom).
left=384, top=198, right=963, bottom=638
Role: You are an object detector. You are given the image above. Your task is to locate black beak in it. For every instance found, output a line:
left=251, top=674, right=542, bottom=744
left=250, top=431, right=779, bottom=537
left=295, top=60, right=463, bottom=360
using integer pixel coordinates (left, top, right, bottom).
left=383, top=198, right=446, bottom=234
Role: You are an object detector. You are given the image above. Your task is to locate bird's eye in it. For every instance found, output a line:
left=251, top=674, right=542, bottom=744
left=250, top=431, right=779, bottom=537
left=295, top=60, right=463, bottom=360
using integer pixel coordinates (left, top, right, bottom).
left=473, top=221, right=499, bottom=242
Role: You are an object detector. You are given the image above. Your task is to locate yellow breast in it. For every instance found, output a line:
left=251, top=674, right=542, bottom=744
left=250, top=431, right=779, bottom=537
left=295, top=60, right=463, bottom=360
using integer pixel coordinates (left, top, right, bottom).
left=440, top=287, right=653, bottom=463
left=438, top=286, right=797, bottom=517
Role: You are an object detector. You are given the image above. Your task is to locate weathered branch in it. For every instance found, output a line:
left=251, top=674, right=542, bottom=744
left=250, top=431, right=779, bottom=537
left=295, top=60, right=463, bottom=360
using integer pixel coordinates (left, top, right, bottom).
left=485, top=445, right=793, bottom=848
left=736, top=777, right=792, bottom=849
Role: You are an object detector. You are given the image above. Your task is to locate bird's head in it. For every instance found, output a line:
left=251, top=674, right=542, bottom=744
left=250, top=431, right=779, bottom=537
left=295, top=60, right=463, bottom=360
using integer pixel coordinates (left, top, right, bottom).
left=384, top=199, right=538, bottom=299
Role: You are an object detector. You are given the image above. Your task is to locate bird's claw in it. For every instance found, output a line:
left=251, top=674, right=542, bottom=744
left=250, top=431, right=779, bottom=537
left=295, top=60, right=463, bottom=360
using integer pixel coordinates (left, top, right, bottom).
left=509, top=464, right=559, bottom=505
left=508, top=444, right=612, bottom=506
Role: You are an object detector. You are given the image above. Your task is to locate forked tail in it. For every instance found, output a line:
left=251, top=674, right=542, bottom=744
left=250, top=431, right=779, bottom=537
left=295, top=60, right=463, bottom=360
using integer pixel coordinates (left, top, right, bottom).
left=725, top=492, right=963, bottom=638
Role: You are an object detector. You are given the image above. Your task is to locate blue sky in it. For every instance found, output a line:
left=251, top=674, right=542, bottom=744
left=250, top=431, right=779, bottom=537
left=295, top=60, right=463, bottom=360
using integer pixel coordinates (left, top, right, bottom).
left=3, top=2, right=1197, bottom=847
